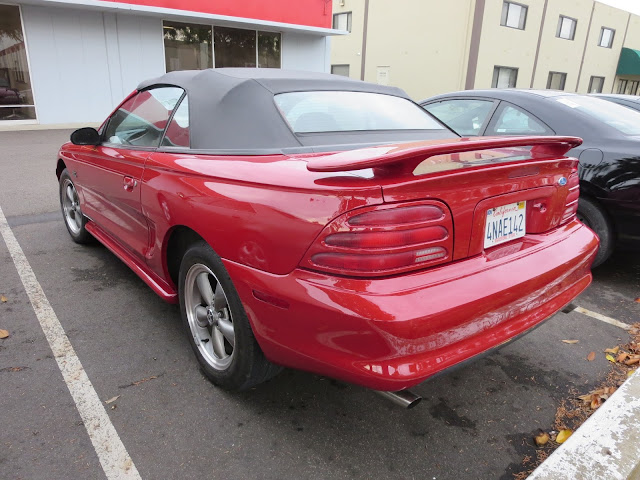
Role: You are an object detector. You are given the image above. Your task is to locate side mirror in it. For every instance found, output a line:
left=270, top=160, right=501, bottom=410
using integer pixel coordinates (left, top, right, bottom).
left=70, top=127, right=101, bottom=146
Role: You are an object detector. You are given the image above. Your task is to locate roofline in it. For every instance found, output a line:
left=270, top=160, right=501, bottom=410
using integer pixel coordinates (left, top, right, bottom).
left=16, top=0, right=347, bottom=36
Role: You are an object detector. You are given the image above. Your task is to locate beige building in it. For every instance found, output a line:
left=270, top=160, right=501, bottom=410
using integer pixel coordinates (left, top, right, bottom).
left=330, top=0, right=640, bottom=99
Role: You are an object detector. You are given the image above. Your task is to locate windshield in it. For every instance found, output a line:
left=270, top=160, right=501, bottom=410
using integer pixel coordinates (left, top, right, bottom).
left=274, top=91, right=446, bottom=133
left=554, top=95, right=640, bottom=135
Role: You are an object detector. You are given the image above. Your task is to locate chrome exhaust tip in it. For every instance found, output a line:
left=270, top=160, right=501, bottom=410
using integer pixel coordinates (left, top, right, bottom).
left=375, top=389, right=422, bottom=409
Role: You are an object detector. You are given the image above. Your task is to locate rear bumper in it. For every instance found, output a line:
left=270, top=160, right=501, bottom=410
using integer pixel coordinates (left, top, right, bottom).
left=224, top=220, right=598, bottom=391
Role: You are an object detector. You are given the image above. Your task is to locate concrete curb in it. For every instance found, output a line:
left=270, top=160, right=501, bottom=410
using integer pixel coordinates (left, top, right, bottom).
left=528, top=369, right=640, bottom=480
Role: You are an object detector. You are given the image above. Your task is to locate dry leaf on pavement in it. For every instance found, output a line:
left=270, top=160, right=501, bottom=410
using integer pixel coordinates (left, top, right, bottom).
left=587, top=351, right=596, bottom=361
left=105, top=396, right=120, bottom=404
left=562, top=340, right=579, bottom=344
left=606, top=354, right=616, bottom=363
left=556, top=429, right=572, bottom=444
left=617, top=352, right=630, bottom=363
left=0, top=295, right=7, bottom=303
left=534, top=431, right=550, bottom=446
left=0, top=329, right=9, bottom=339
left=604, top=346, right=620, bottom=354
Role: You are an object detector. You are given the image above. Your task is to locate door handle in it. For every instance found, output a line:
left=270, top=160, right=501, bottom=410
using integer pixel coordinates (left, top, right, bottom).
left=123, top=176, right=137, bottom=192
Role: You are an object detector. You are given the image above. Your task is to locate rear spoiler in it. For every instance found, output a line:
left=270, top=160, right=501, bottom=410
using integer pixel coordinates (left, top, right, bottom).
left=306, top=136, right=583, bottom=173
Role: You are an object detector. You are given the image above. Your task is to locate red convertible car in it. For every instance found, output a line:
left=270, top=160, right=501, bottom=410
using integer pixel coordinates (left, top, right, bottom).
left=57, top=69, right=598, bottom=406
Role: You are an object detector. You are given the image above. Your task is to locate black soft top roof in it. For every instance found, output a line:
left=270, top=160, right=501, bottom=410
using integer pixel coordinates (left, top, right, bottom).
left=137, top=69, right=420, bottom=152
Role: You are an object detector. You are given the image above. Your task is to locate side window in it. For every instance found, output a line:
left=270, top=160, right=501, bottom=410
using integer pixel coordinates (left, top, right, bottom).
left=423, top=99, right=495, bottom=136
left=485, top=103, right=553, bottom=135
left=162, top=95, right=190, bottom=148
left=103, top=87, right=184, bottom=148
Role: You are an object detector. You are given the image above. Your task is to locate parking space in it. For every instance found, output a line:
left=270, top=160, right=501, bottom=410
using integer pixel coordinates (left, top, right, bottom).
left=1, top=130, right=638, bottom=480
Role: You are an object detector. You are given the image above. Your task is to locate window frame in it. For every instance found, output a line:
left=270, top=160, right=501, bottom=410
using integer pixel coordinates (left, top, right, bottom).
left=159, top=93, right=190, bottom=150
left=629, top=80, right=639, bottom=95
left=598, top=27, right=615, bottom=48
left=588, top=76, right=605, bottom=94
left=485, top=101, right=555, bottom=137
left=546, top=71, right=567, bottom=91
left=332, top=12, right=352, bottom=32
left=557, top=15, right=577, bottom=41
left=492, top=66, right=519, bottom=88
left=331, top=64, right=350, bottom=77
left=163, top=21, right=282, bottom=72
left=0, top=3, right=38, bottom=124
left=102, top=86, right=187, bottom=151
left=617, top=79, right=628, bottom=94
left=500, top=1, right=528, bottom=30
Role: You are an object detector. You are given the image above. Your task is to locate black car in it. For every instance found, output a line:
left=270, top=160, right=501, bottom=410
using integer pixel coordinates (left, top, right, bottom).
left=420, top=89, right=640, bottom=267
left=592, top=93, right=640, bottom=112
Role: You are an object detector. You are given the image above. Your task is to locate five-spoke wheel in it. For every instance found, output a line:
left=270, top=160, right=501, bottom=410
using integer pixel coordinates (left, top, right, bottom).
left=184, top=264, right=235, bottom=370
left=59, top=168, right=92, bottom=243
left=178, top=241, right=281, bottom=390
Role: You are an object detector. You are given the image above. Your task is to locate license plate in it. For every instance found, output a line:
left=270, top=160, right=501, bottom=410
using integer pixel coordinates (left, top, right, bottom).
left=484, top=201, right=526, bottom=249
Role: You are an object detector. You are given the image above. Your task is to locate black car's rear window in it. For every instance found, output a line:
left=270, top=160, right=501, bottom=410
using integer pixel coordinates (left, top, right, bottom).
left=274, top=91, right=445, bottom=133
left=554, top=95, right=640, bottom=135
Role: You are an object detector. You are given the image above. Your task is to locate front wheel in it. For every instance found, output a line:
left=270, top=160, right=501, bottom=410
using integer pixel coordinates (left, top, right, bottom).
left=178, top=241, right=281, bottom=390
left=576, top=196, right=614, bottom=268
left=59, top=169, right=92, bottom=244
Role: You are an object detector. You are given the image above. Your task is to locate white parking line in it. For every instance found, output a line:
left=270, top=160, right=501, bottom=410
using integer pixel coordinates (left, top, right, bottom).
left=574, top=306, right=632, bottom=331
left=0, top=206, right=141, bottom=480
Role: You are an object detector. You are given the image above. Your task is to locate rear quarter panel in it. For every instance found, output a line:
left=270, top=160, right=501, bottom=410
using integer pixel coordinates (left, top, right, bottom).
left=141, top=152, right=384, bottom=281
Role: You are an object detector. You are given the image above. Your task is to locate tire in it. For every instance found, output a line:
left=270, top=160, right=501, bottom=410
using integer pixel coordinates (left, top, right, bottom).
left=178, top=241, right=281, bottom=390
left=59, top=169, right=93, bottom=244
left=576, top=196, right=614, bottom=268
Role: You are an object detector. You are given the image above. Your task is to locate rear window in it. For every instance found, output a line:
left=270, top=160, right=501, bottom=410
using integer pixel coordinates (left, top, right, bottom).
left=274, top=91, right=445, bottom=133
left=554, top=95, right=640, bottom=135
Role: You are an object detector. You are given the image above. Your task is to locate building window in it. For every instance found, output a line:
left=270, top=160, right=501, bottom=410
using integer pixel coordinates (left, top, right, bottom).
left=331, top=65, right=350, bottom=77
left=501, top=2, right=527, bottom=30
left=492, top=66, right=518, bottom=88
left=617, top=79, right=628, bottom=94
left=547, top=72, right=567, bottom=90
left=557, top=15, right=577, bottom=40
left=0, top=5, right=36, bottom=121
left=333, top=12, right=352, bottom=32
left=164, top=22, right=281, bottom=72
left=629, top=80, right=639, bottom=95
left=599, top=27, right=615, bottom=48
left=163, top=21, right=213, bottom=72
left=588, top=76, right=605, bottom=93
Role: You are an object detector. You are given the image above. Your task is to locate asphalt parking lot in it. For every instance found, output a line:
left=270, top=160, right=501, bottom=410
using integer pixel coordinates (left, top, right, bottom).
left=1, top=129, right=638, bottom=480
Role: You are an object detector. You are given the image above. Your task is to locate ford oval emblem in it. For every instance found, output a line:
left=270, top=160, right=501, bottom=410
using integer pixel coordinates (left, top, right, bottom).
left=558, top=177, right=568, bottom=186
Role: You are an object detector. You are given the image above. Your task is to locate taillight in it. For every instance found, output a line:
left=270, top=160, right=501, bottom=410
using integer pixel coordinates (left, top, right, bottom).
left=301, top=201, right=453, bottom=277
left=560, top=168, right=580, bottom=225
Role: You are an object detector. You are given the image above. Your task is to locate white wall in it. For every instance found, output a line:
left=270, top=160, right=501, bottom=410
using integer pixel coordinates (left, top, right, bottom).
left=21, top=5, right=165, bottom=124
left=281, top=32, right=329, bottom=72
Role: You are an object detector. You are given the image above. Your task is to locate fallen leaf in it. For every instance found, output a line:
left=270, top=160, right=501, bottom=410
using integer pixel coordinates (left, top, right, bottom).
left=562, top=340, right=579, bottom=344
left=587, top=351, right=596, bottom=361
left=556, top=429, right=573, bottom=444
left=617, top=352, right=630, bottom=363
left=105, top=396, right=120, bottom=404
left=0, top=295, right=7, bottom=303
left=625, top=356, right=640, bottom=366
left=604, top=346, right=620, bottom=354
left=534, top=431, right=550, bottom=446
left=590, top=395, right=601, bottom=410
left=629, top=369, right=637, bottom=378
left=635, top=298, right=640, bottom=303
left=0, top=329, right=9, bottom=339
left=606, top=354, right=616, bottom=363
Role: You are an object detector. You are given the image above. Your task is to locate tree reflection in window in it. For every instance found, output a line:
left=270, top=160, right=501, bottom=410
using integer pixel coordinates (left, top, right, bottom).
left=214, top=27, right=256, bottom=68
left=163, top=21, right=213, bottom=72
left=258, top=32, right=281, bottom=68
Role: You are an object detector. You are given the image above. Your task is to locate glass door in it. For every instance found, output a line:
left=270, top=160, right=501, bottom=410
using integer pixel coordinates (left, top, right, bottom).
left=0, top=5, right=36, bottom=121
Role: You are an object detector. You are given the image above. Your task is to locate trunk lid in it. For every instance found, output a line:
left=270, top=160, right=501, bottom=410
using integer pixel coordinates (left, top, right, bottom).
left=306, top=136, right=582, bottom=263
